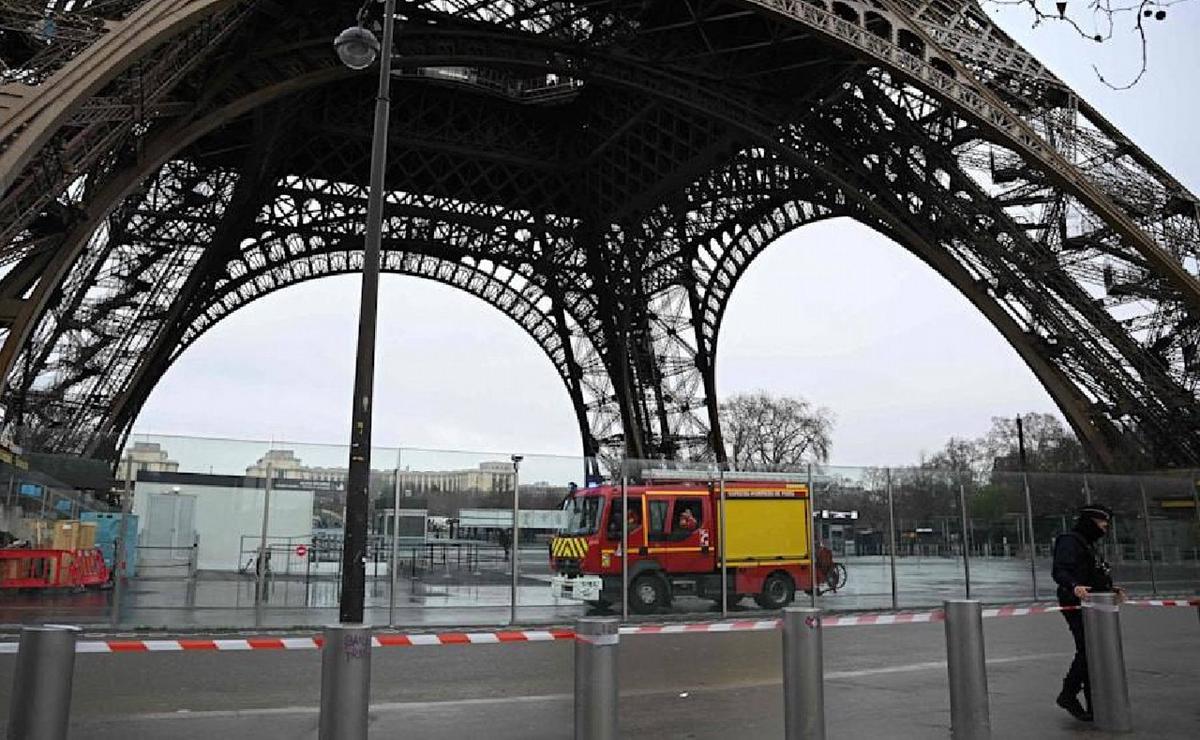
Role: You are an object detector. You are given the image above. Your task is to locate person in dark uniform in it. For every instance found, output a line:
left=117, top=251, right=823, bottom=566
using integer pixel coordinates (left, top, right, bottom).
left=1050, top=503, right=1124, bottom=722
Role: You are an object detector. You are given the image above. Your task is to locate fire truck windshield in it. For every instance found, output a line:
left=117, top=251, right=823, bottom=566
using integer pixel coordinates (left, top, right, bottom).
left=560, top=494, right=603, bottom=536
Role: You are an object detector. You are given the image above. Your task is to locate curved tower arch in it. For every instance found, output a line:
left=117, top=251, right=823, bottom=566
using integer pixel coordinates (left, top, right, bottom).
left=0, top=1, right=1195, bottom=470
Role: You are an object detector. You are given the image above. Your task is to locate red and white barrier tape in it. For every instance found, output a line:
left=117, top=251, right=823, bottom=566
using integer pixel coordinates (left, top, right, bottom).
left=0, top=599, right=1193, bottom=654
left=620, top=619, right=780, bottom=635
left=0, top=629, right=575, bottom=654
left=1126, top=598, right=1198, bottom=608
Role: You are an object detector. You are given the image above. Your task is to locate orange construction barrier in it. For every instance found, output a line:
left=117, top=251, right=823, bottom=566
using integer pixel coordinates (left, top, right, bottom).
left=0, top=548, right=110, bottom=589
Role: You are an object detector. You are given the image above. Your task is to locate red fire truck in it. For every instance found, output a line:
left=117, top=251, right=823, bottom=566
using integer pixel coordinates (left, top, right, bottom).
left=549, top=476, right=844, bottom=613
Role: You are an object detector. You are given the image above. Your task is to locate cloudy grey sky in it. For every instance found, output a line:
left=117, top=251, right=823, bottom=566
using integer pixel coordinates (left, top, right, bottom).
left=133, top=5, right=1200, bottom=468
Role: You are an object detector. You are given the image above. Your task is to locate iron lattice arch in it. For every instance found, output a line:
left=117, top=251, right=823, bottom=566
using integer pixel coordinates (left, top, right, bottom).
left=0, top=0, right=1197, bottom=470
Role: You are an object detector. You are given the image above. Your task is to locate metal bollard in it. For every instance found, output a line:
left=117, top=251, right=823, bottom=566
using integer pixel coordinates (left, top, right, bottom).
left=782, top=606, right=825, bottom=740
left=1083, top=593, right=1133, bottom=732
left=574, top=617, right=618, bottom=740
left=318, top=624, right=372, bottom=740
left=943, top=600, right=990, bottom=740
left=7, top=625, right=80, bottom=740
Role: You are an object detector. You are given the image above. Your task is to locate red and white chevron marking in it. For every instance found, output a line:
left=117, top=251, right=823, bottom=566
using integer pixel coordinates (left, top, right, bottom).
left=0, top=599, right=1193, bottom=654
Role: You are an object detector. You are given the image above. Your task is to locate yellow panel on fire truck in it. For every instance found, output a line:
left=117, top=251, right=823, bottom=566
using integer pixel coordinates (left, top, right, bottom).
left=723, top=484, right=810, bottom=564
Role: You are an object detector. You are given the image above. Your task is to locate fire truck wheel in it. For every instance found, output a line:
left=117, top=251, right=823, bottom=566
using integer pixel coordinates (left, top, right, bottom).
left=754, top=572, right=796, bottom=609
left=630, top=573, right=668, bottom=614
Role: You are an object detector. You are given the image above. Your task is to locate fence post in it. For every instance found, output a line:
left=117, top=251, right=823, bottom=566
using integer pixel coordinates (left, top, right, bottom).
left=621, top=475, right=629, bottom=621
left=807, top=464, right=818, bottom=608
left=1191, top=476, right=1199, bottom=576
left=782, top=606, right=825, bottom=740
left=110, top=459, right=134, bottom=628
left=958, top=479, right=971, bottom=599
left=318, top=624, right=372, bottom=740
left=1137, top=481, right=1158, bottom=596
left=1083, top=593, right=1133, bottom=732
left=389, top=468, right=401, bottom=628
left=943, top=600, right=990, bottom=740
left=7, top=625, right=80, bottom=740
left=189, top=533, right=199, bottom=580
left=574, top=617, right=618, bottom=740
left=719, top=470, right=728, bottom=617
left=256, top=464, right=273, bottom=610
left=886, top=469, right=898, bottom=610
left=1021, top=473, right=1038, bottom=600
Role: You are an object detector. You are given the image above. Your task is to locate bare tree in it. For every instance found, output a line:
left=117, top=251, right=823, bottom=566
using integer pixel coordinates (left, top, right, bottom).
left=980, top=412, right=1087, bottom=471
left=923, top=436, right=980, bottom=473
left=719, top=391, right=834, bottom=469
left=989, top=0, right=1189, bottom=88
left=920, top=412, right=1087, bottom=473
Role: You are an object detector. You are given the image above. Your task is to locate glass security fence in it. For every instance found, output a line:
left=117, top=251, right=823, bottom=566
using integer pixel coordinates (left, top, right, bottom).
left=30, top=436, right=591, bottom=629
left=543, top=460, right=1200, bottom=620
left=0, top=453, right=118, bottom=627
left=2, top=437, right=1197, bottom=629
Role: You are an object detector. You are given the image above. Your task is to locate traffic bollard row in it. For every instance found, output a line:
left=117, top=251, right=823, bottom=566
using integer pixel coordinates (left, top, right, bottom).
left=3, top=603, right=1144, bottom=739
left=6, top=625, right=79, bottom=740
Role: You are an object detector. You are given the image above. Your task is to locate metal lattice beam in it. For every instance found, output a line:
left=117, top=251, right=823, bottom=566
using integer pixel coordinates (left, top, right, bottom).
left=0, top=0, right=1196, bottom=471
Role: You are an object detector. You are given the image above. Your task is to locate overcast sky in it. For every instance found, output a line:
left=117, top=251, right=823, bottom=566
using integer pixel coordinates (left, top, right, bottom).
left=133, top=5, right=1200, bottom=471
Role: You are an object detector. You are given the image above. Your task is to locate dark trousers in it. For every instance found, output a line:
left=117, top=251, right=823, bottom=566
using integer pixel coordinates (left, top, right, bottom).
left=1062, top=610, right=1091, bottom=707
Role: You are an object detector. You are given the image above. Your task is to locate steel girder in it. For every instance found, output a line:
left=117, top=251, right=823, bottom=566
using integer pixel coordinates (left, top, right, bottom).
left=0, top=0, right=1197, bottom=471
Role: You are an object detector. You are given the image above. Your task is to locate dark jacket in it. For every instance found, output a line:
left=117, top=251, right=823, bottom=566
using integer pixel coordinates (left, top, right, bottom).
left=1051, top=519, right=1113, bottom=606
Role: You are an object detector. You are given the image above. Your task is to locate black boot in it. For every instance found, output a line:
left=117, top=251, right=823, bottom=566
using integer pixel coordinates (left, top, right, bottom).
left=1056, top=687, right=1093, bottom=722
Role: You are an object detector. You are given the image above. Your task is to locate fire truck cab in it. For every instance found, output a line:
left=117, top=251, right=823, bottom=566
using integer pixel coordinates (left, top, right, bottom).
left=549, top=477, right=837, bottom=613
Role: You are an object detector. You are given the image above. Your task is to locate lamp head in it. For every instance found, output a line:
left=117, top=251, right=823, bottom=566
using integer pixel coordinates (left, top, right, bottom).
left=334, top=25, right=380, bottom=70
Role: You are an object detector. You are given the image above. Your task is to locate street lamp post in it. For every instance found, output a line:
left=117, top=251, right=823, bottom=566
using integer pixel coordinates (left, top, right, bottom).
left=334, top=0, right=397, bottom=624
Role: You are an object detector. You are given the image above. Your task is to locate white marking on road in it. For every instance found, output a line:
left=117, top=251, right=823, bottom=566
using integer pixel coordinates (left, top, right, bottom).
left=826, top=652, right=1072, bottom=680
left=90, top=692, right=573, bottom=723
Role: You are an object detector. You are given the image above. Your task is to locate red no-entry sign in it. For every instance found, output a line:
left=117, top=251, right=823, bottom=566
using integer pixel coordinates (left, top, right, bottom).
left=295, top=545, right=308, bottom=557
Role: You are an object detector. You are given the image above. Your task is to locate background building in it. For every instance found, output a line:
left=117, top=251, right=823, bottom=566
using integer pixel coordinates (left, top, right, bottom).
left=118, top=442, right=180, bottom=475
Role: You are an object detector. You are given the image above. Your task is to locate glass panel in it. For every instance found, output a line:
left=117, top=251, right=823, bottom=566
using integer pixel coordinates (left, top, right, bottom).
left=7, top=433, right=1193, bottom=631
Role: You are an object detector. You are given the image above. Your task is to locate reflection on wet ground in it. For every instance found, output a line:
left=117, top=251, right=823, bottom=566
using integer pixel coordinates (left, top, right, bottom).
left=0, top=553, right=1195, bottom=630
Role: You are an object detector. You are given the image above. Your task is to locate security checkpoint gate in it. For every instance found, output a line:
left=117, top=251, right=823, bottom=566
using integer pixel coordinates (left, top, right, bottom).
left=142, top=492, right=196, bottom=563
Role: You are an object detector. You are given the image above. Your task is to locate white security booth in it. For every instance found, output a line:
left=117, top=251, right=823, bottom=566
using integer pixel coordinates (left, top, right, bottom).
left=132, top=472, right=314, bottom=572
